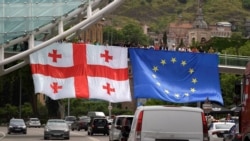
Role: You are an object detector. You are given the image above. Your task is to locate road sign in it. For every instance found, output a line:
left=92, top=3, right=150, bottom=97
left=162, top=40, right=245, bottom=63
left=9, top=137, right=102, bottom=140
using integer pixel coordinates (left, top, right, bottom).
left=202, top=103, right=212, bottom=113
left=108, top=106, right=112, bottom=110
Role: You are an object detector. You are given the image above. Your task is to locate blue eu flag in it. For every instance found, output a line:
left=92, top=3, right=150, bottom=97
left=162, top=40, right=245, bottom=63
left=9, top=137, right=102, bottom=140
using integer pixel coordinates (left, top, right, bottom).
left=129, top=48, right=223, bottom=105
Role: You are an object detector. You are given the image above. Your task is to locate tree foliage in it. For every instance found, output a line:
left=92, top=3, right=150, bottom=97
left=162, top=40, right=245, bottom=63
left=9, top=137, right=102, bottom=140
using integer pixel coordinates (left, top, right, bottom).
left=243, top=0, right=250, bottom=10
left=103, top=23, right=150, bottom=46
left=220, top=74, right=241, bottom=106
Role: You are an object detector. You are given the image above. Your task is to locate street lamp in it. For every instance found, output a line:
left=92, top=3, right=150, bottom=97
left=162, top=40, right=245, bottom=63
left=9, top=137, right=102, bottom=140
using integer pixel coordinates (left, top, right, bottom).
left=67, top=98, right=70, bottom=116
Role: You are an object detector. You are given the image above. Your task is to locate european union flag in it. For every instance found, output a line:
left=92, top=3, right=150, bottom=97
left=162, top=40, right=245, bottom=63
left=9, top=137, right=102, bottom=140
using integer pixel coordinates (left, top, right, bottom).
left=129, top=48, right=223, bottom=105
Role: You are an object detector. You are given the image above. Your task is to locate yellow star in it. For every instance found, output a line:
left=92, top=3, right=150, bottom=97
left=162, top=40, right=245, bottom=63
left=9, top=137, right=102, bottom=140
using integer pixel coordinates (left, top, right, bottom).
left=171, top=57, right=177, bottom=63
left=192, top=78, right=198, bottom=84
left=190, top=88, right=196, bottom=93
left=152, top=66, right=158, bottom=72
left=164, top=89, right=170, bottom=94
left=181, top=60, right=187, bottom=66
left=161, top=59, right=166, bottom=65
left=189, top=68, right=194, bottom=74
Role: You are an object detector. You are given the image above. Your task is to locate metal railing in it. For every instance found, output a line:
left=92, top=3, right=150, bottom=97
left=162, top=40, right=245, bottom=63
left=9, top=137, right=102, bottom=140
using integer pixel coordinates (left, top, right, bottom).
left=219, top=54, right=249, bottom=67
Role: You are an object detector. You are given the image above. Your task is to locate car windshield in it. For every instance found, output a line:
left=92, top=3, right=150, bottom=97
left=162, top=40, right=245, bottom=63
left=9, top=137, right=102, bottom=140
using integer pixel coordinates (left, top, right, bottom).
left=94, top=119, right=107, bottom=125
left=30, top=118, right=39, bottom=121
left=11, top=119, right=25, bottom=125
left=65, top=116, right=76, bottom=121
left=215, top=124, right=234, bottom=129
left=47, top=120, right=67, bottom=126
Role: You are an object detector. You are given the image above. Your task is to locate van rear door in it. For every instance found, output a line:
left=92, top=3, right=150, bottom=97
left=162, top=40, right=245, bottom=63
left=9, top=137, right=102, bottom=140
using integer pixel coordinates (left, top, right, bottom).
left=141, top=109, right=203, bottom=140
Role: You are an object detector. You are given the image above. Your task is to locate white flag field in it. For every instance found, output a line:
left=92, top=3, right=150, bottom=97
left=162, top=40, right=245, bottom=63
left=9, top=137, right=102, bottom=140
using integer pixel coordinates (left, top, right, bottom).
left=29, top=42, right=131, bottom=103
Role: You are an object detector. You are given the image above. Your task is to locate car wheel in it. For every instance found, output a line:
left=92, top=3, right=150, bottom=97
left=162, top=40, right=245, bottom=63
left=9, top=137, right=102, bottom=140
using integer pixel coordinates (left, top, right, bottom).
left=91, top=132, right=93, bottom=136
left=64, top=137, right=70, bottom=140
left=7, top=132, right=10, bottom=134
left=87, top=132, right=90, bottom=135
left=71, top=128, right=74, bottom=131
left=44, top=136, right=48, bottom=140
left=23, top=131, right=27, bottom=134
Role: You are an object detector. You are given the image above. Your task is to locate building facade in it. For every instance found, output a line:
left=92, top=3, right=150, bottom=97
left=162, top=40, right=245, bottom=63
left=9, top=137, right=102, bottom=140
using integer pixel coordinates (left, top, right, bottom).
left=167, top=0, right=232, bottom=48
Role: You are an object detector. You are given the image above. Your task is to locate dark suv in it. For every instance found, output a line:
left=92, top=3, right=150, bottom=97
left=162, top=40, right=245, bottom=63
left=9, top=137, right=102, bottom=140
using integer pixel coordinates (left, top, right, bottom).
left=87, top=117, right=109, bottom=136
left=8, top=118, right=27, bottom=134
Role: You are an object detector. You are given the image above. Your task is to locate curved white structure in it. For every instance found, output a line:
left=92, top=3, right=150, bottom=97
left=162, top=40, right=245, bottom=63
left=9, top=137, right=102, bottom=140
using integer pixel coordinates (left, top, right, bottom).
left=0, top=0, right=125, bottom=76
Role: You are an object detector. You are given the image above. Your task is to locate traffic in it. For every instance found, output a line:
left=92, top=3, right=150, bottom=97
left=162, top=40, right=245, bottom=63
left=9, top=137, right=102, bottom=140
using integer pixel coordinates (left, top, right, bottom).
left=0, top=107, right=241, bottom=141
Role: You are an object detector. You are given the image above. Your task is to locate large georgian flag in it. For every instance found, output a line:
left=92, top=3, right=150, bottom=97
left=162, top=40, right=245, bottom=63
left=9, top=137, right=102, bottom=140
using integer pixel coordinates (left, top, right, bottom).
left=29, top=42, right=131, bottom=102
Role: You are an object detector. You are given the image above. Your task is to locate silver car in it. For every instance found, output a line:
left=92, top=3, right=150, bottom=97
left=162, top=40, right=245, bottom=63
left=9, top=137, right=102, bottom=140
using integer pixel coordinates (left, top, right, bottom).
left=26, top=118, right=41, bottom=128
left=44, top=119, right=70, bottom=140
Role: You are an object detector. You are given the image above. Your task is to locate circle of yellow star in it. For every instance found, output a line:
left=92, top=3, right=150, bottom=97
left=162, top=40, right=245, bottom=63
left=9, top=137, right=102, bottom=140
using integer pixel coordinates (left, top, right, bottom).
left=161, top=59, right=166, bottom=65
left=189, top=68, right=194, bottom=74
left=171, top=57, right=177, bottom=63
left=152, top=66, right=159, bottom=72
left=192, top=78, right=198, bottom=84
left=181, top=60, right=187, bottom=66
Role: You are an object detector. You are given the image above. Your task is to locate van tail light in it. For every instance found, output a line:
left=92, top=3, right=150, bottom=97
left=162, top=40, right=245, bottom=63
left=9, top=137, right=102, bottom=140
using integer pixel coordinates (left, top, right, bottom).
left=135, top=111, right=143, bottom=141
left=201, top=112, right=209, bottom=141
left=236, top=133, right=242, bottom=140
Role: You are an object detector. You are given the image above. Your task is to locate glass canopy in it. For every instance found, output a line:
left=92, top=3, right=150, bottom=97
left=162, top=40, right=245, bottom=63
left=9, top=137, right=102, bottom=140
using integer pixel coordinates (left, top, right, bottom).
left=0, top=0, right=87, bottom=44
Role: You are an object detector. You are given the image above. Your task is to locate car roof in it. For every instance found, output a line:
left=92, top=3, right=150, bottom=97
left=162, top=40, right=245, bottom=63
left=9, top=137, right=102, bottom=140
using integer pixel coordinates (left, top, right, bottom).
left=115, top=115, right=134, bottom=118
left=213, top=122, right=235, bottom=125
left=10, top=118, right=24, bottom=121
left=137, top=105, right=203, bottom=112
left=48, top=119, right=65, bottom=122
left=30, top=118, right=39, bottom=119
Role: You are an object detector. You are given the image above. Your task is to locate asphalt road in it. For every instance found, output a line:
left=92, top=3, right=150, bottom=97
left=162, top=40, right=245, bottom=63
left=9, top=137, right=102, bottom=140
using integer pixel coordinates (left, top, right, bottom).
left=0, top=126, right=109, bottom=141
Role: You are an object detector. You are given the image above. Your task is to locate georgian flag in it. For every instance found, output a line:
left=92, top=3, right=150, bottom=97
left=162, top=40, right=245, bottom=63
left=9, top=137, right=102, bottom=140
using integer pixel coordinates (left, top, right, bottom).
left=29, top=42, right=131, bottom=102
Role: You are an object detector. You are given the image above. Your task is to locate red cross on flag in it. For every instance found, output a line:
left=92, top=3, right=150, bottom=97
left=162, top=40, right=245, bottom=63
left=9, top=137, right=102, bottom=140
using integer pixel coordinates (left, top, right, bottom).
left=29, top=42, right=131, bottom=102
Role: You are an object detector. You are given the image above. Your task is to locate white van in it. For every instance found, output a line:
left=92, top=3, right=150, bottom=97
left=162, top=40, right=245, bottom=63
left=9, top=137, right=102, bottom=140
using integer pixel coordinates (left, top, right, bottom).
left=87, top=111, right=105, bottom=118
left=128, top=105, right=209, bottom=141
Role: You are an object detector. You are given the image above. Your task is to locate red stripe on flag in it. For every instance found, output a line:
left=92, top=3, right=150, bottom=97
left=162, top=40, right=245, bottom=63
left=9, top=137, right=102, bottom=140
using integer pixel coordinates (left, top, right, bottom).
left=87, top=65, right=129, bottom=81
left=30, top=64, right=85, bottom=77
left=73, top=43, right=89, bottom=98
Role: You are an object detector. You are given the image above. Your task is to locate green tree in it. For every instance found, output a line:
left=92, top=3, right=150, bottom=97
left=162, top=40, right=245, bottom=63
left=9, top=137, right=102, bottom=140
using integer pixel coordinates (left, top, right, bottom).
left=21, top=102, right=33, bottom=118
left=122, top=23, right=149, bottom=46
left=239, top=40, right=250, bottom=56
left=220, top=74, right=240, bottom=107
left=103, top=26, right=124, bottom=45
left=4, top=104, right=18, bottom=119
left=243, top=0, right=250, bottom=9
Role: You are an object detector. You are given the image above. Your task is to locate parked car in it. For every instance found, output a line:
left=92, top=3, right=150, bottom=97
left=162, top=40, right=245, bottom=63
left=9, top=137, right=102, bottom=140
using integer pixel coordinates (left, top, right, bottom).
left=7, top=118, right=27, bottom=134
left=71, top=116, right=90, bottom=131
left=208, top=122, right=235, bottom=141
left=64, top=116, right=76, bottom=128
left=44, top=119, right=70, bottom=140
left=87, top=117, right=109, bottom=136
left=128, top=105, right=209, bottom=141
left=109, top=115, right=134, bottom=141
left=26, top=117, right=41, bottom=128
left=224, top=123, right=241, bottom=141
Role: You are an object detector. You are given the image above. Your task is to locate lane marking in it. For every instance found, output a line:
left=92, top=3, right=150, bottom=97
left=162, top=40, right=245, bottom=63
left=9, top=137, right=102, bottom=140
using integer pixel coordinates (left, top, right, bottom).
left=0, top=131, right=6, bottom=140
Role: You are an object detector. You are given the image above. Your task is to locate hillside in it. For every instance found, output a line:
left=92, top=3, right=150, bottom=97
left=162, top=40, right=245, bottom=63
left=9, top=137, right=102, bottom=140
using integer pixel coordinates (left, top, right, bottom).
left=107, top=0, right=250, bottom=32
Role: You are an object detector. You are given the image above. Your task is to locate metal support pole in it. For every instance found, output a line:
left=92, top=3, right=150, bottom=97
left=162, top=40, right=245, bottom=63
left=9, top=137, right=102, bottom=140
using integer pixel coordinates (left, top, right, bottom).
left=68, top=98, right=70, bottom=116
left=19, top=74, right=22, bottom=118
left=108, top=102, right=112, bottom=118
